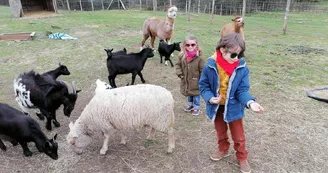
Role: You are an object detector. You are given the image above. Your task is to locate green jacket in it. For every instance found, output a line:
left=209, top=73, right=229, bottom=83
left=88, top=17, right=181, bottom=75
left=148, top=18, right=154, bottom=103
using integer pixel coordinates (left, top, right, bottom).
left=176, top=54, right=205, bottom=96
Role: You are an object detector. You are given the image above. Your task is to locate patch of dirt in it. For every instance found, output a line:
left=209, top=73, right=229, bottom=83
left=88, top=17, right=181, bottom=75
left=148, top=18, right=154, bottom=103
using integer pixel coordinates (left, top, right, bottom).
left=284, top=45, right=328, bottom=55
left=20, top=11, right=63, bottom=20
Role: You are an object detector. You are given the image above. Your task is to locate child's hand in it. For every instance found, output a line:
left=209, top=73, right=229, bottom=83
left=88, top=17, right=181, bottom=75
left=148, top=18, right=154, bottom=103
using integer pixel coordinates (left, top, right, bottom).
left=250, top=102, right=264, bottom=113
left=209, top=95, right=222, bottom=104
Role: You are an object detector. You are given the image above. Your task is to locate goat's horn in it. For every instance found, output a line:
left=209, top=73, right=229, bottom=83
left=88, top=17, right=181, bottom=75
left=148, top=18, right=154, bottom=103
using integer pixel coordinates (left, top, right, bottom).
left=72, top=81, right=77, bottom=94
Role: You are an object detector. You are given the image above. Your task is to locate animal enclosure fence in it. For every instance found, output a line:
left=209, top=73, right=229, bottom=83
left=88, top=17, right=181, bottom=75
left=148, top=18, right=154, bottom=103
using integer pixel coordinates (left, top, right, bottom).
left=52, top=0, right=327, bottom=14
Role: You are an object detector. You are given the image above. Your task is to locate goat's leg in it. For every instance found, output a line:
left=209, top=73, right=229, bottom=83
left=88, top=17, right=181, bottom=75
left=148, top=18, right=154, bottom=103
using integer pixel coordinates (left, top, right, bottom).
left=131, top=72, right=138, bottom=85
left=35, top=108, right=45, bottom=120
left=19, top=141, right=32, bottom=156
left=160, top=55, right=163, bottom=64
left=0, top=135, right=18, bottom=146
left=42, top=110, right=53, bottom=131
left=16, top=99, right=30, bottom=115
left=52, top=111, right=60, bottom=127
left=168, top=57, right=174, bottom=67
left=100, top=133, right=110, bottom=155
left=108, top=74, right=117, bottom=88
left=0, top=139, right=6, bottom=151
left=137, top=72, right=146, bottom=83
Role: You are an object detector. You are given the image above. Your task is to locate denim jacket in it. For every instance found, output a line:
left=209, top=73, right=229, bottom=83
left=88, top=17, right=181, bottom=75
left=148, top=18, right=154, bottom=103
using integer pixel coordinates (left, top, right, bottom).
left=199, top=57, right=255, bottom=123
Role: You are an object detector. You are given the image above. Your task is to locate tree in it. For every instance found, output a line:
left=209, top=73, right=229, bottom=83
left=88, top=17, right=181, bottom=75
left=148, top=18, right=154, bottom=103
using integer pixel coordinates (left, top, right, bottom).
left=210, top=0, right=215, bottom=23
left=66, top=0, right=70, bottom=11
left=242, top=0, right=246, bottom=18
left=283, top=0, right=291, bottom=34
left=153, top=0, right=157, bottom=11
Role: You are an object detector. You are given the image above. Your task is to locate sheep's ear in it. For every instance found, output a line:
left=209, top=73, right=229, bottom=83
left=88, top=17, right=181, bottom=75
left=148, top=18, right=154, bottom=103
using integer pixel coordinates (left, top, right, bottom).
left=69, top=122, right=74, bottom=129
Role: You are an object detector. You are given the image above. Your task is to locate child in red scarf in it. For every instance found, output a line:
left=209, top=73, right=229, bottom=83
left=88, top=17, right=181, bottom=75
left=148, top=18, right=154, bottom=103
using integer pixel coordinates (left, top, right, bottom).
left=176, top=35, right=204, bottom=116
left=199, top=33, right=264, bottom=173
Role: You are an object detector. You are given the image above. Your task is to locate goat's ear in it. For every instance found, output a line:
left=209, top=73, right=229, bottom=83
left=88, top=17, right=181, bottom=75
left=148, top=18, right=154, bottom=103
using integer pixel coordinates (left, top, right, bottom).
left=53, top=133, right=58, bottom=141
left=76, top=89, right=82, bottom=93
left=59, top=62, right=62, bottom=66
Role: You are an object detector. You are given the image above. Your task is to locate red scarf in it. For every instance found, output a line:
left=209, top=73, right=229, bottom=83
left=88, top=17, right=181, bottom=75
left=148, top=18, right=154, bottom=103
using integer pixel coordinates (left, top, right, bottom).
left=216, top=50, right=239, bottom=76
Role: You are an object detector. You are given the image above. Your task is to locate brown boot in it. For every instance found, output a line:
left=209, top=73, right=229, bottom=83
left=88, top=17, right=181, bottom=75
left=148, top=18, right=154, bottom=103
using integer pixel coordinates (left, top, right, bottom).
left=210, top=150, right=229, bottom=161
left=239, top=159, right=251, bottom=173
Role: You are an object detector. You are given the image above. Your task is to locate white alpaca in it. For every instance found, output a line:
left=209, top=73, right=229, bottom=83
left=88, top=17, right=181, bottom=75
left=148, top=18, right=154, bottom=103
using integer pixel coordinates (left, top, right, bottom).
left=67, top=79, right=175, bottom=155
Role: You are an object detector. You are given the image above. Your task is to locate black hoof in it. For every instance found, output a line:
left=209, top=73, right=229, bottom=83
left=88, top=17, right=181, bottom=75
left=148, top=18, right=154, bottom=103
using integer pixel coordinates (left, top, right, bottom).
left=46, top=125, right=52, bottom=131
left=23, top=150, right=33, bottom=157
left=53, top=121, right=60, bottom=127
left=36, top=113, right=45, bottom=120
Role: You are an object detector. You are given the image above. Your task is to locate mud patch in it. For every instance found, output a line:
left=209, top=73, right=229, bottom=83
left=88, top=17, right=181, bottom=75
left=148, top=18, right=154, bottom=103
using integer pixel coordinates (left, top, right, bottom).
left=284, top=46, right=327, bottom=55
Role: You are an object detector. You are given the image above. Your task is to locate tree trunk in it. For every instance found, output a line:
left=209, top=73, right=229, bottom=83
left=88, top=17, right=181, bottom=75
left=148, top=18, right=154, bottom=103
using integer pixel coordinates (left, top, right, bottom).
left=140, top=0, right=142, bottom=11
left=283, top=0, right=291, bottom=34
left=90, top=0, right=94, bottom=11
left=79, top=0, right=82, bottom=11
left=153, top=0, right=157, bottom=11
left=53, top=0, right=58, bottom=13
left=66, top=0, right=70, bottom=11
left=107, top=0, right=114, bottom=10
left=119, top=0, right=126, bottom=10
left=242, top=0, right=246, bottom=18
left=187, top=0, right=191, bottom=21
left=197, top=0, right=200, bottom=14
left=185, top=0, right=187, bottom=13
left=101, top=0, right=104, bottom=10
left=210, top=0, right=215, bottom=23
left=169, top=0, right=172, bottom=6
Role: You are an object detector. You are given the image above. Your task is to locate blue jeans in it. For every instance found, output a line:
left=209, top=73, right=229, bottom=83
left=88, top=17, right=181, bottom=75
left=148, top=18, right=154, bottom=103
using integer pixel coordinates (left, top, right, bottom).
left=187, top=95, right=200, bottom=110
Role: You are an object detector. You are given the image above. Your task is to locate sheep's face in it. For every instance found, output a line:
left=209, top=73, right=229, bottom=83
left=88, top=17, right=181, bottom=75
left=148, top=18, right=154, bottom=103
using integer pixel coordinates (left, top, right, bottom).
left=67, top=122, right=92, bottom=154
left=167, top=6, right=178, bottom=19
left=95, top=79, right=112, bottom=93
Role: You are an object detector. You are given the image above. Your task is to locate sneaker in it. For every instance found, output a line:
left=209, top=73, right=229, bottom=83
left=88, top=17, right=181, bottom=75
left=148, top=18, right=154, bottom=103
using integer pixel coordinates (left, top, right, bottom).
left=184, top=105, right=193, bottom=112
left=210, top=151, right=229, bottom=161
left=239, top=160, right=251, bottom=173
left=192, top=109, right=200, bottom=116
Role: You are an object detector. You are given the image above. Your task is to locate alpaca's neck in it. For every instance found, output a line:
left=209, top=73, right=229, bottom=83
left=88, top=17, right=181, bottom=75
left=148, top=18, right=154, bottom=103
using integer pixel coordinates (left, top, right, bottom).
left=165, top=17, right=175, bottom=29
left=234, top=25, right=242, bottom=33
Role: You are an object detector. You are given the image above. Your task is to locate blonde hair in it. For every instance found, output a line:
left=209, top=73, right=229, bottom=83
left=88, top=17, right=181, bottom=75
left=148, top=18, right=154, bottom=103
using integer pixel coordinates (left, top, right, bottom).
left=178, top=35, right=202, bottom=60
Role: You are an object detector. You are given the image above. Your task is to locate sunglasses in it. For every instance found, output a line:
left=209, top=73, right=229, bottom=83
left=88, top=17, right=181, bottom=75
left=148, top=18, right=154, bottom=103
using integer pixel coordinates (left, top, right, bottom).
left=228, top=51, right=244, bottom=59
left=185, top=43, right=196, bottom=47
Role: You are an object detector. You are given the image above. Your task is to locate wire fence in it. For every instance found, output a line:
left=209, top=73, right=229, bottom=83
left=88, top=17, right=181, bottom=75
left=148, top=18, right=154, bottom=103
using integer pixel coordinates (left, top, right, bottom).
left=53, top=0, right=327, bottom=14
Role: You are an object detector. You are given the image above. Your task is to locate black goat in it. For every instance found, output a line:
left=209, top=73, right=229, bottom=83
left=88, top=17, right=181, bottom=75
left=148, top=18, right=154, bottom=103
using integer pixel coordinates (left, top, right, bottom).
left=14, top=71, right=80, bottom=130
left=104, top=48, right=127, bottom=60
left=158, top=40, right=181, bottom=67
left=0, top=103, right=58, bottom=159
left=106, top=47, right=154, bottom=88
left=42, top=63, right=70, bottom=79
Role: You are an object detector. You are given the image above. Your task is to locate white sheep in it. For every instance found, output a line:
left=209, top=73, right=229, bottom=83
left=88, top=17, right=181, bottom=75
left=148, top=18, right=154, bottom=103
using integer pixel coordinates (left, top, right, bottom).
left=66, top=79, right=175, bottom=155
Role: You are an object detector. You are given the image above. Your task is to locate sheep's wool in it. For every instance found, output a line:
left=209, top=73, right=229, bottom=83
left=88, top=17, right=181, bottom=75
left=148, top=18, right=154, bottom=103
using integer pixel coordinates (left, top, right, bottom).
left=74, top=80, right=174, bottom=134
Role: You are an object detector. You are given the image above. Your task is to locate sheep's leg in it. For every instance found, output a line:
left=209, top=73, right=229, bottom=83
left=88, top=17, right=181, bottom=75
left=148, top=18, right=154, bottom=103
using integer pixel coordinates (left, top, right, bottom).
left=131, top=72, right=138, bottom=85
left=120, top=132, right=127, bottom=145
left=137, top=72, right=146, bottom=83
left=167, top=126, right=175, bottom=154
left=0, top=139, right=7, bottom=151
left=19, top=141, right=32, bottom=157
left=100, top=133, right=110, bottom=155
left=147, top=127, right=156, bottom=139
left=35, top=109, right=45, bottom=120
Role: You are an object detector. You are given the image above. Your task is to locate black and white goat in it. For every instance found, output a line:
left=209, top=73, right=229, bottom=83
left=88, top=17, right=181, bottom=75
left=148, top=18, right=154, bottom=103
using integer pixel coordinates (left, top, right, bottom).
left=105, top=47, right=154, bottom=88
left=42, top=63, right=70, bottom=80
left=158, top=40, right=181, bottom=67
left=0, top=103, right=58, bottom=159
left=14, top=71, right=80, bottom=130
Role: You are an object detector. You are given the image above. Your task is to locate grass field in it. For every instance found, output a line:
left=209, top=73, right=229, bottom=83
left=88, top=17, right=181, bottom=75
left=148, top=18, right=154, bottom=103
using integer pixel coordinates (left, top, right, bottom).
left=1, top=5, right=328, bottom=173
